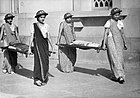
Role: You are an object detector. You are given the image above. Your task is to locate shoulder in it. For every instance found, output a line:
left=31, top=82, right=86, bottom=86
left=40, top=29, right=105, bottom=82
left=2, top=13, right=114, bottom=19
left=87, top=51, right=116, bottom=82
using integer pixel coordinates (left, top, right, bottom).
left=59, top=21, right=65, bottom=27
left=60, top=21, right=64, bottom=25
left=104, top=20, right=111, bottom=28
left=118, top=20, right=124, bottom=27
left=118, top=20, right=124, bottom=25
left=44, top=23, right=49, bottom=28
left=0, top=24, right=5, bottom=28
left=12, top=24, right=17, bottom=27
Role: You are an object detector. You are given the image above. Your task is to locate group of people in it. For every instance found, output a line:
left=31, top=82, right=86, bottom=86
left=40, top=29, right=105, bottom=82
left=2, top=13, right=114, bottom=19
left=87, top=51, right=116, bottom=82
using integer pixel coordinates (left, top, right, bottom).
left=0, top=7, right=127, bottom=86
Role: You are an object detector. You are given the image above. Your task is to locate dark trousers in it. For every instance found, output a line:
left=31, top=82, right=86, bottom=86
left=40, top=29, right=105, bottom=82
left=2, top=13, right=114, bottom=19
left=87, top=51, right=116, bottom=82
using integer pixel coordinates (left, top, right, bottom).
left=9, top=50, right=17, bottom=71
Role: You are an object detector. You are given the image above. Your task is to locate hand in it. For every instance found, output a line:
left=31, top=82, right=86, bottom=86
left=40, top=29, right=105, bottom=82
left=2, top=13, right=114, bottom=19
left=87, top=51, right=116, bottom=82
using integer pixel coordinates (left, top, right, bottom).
left=56, top=43, right=58, bottom=46
left=56, top=44, right=64, bottom=48
left=28, top=48, right=32, bottom=56
left=101, top=45, right=107, bottom=50
left=69, top=42, right=73, bottom=45
left=18, top=40, right=21, bottom=43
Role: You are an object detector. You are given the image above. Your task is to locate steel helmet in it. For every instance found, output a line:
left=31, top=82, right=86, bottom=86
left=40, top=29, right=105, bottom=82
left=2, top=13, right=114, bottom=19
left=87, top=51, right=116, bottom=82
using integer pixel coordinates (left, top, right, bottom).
left=4, top=13, right=15, bottom=20
left=64, top=13, right=73, bottom=19
left=111, top=7, right=122, bottom=15
left=35, top=10, right=48, bottom=18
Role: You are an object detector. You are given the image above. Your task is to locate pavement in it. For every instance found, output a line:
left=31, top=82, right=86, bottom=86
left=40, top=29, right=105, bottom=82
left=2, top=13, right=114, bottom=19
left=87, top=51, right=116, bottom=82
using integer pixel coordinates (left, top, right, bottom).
left=0, top=52, right=140, bottom=98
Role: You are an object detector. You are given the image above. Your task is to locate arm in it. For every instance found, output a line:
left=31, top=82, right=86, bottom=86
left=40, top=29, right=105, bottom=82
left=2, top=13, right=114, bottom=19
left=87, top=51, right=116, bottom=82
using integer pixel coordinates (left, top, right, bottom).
left=0, top=25, right=4, bottom=40
left=48, top=32, right=53, bottom=51
left=63, top=23, right=70, bottom=45
left=15, top=27, right=21, bottom=42
left=120, top=28, right=127, bottom=50
left=101, top=28, right=109, bottom=50
left=28, top=33, right=34, bottom=49
left=56, top=22, right=63, bottom=45
left=72, top=22, right=76, bottom=41
left=28, top=25, right=34, bottom=54
left=101, top=20, right=110, bottom=50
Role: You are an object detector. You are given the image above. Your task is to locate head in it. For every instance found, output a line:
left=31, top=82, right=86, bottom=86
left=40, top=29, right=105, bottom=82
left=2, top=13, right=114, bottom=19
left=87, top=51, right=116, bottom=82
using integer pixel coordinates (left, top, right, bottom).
left=64, top=13, right=73, bottom=23
left=35, top=10, right=48, bottom=24
left=4, top=13, right=15, bottom=25
left=110, top=7, right=122, bottom=21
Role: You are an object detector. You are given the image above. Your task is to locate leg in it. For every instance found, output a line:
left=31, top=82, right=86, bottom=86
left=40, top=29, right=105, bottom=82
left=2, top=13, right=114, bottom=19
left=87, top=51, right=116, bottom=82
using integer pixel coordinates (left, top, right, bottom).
left=3, top=49, right=11, bottom=73
left=9, top=50, right=17, bottom=72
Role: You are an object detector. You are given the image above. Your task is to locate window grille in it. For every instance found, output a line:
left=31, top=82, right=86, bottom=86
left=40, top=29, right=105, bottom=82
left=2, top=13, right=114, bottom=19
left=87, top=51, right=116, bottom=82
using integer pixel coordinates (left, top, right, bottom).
left=92, top=0, right=112, bottom=9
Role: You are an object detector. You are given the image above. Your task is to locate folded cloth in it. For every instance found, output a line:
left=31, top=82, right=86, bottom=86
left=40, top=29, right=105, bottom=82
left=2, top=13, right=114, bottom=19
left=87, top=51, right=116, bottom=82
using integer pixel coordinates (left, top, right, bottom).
left=71, top=40, right=100, bottom=48
left=58, top=40, right=100, bottom=50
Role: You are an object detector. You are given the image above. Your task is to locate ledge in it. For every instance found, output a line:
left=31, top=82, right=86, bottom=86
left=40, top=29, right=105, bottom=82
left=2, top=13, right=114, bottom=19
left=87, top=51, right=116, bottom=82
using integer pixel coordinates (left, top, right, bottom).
left=72, top=15, right=127, bottom=26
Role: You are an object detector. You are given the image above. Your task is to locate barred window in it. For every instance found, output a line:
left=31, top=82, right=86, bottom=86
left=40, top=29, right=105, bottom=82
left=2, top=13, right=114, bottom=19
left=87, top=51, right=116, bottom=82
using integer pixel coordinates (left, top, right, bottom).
left=92, top=0, right=112, bottom=9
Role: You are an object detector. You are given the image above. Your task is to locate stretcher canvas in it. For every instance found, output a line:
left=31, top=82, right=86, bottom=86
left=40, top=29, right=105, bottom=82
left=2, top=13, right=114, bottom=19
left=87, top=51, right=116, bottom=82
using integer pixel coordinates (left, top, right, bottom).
left=59, top=40, right=100, bottom=50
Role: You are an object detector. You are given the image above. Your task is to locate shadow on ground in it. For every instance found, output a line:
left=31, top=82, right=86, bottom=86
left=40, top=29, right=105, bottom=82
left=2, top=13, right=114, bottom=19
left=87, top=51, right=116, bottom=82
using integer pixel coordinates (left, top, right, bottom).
left=74, top=66, right=118, bottom=82
left=16, top=67, right=33, bottom=79
left=15, top=65, right=54, bottom=79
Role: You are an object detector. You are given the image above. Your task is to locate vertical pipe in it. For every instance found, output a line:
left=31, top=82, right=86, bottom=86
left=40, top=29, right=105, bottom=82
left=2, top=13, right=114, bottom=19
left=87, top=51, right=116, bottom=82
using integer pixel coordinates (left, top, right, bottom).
left=11, top=0, right=12, bottom=13
left=72, top=0, right=74, bottom=11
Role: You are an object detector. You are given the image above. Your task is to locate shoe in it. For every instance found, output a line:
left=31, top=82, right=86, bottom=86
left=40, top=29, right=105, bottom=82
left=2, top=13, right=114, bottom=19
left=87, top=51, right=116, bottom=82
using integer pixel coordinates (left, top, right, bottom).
left=17, top=64, right=23, bottom=69
left=11, top=71, right=14, bottom=74
left=110, top=76, right=118, bottom=82
left=2, top=69, right=7, bottom=74
left=41, top=77, right=48, bottom=86
left=118, top=77, right=125, bottom=84
left=8, top=71, right=14, bottom=74
left=34, top=80, right=42, bottom=86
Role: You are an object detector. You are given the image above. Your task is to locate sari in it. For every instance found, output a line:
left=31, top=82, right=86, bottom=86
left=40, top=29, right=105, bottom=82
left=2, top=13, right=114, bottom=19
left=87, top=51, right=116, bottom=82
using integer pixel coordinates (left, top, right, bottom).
left=33, top=23, right=49, bottom=82
left=1, top=23, right=18, bottom=72
left=58, top=21, right=77, bottom=73
left=106, top=20, right=125, bottom=79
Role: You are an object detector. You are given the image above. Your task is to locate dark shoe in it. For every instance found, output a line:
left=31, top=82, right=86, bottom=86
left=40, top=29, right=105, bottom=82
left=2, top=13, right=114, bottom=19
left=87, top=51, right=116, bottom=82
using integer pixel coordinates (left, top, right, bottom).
left=118, top=77, right=125, bottom=84
left=34, top=80, right=42, bottom=86
left=110, top=76, right=118, bottom=82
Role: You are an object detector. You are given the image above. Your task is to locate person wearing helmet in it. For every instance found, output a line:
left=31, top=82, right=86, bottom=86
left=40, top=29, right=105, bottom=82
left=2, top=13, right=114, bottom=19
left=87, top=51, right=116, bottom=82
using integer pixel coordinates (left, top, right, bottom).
left=0, top=13, right=21, bottom=74
left=101, top=7, right=127, bottom=84
left=28, top=10, right=53, bottom=86
left=56, top=12, right=77, bottom=73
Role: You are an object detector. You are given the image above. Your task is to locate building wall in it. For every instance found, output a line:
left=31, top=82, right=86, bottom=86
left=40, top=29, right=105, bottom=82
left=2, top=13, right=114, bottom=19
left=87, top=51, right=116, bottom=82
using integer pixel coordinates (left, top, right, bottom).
left=19, top=0, right=73, bottom=13
left=0, top=0, right=140, bottom=62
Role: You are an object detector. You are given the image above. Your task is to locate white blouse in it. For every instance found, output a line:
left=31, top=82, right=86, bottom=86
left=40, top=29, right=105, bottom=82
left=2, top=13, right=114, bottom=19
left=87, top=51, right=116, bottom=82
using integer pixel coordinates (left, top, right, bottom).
left=104, top=19, right=124, bottom=37
left=104, top=19, right=124, bottom=30
left=31, top=22, right=50, bottom=38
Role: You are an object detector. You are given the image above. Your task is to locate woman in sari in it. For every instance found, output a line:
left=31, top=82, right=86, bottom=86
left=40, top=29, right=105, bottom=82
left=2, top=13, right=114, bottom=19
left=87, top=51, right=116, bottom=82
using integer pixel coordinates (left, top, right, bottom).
left=0, top=13, right=20, bottom=74
left=101, top=8, right=127, bottom=84
left=28, top=10, right=53, bottom=86
left=56, top=13, right=77, bottom=73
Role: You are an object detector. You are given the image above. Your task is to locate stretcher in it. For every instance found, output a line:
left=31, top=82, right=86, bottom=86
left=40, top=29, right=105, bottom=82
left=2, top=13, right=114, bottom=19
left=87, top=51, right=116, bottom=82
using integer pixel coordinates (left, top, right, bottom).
left=2, top=43, right=56, bottom=57
left=6, top=43, right=29, bottom=54
left=57, top=40, right=101, bottom=50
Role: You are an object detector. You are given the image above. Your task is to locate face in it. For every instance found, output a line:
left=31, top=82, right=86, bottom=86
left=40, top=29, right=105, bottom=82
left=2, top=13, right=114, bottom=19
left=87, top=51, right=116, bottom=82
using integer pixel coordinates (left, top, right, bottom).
left=38, top=15, right=46, bottom=24
left=6, top=18, right=13, bottom=25
left=65, top=17, right=72, bottom=23
left=112, top=13, right=121, bottom=21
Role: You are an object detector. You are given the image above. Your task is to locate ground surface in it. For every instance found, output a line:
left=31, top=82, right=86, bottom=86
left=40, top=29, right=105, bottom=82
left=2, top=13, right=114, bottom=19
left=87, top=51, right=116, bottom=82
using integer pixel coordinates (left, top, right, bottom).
left=0, top=53, right=140, bottom=98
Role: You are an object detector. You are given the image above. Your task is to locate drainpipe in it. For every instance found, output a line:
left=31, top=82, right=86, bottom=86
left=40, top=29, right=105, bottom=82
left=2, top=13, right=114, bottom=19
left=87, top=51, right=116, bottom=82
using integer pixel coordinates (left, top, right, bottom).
left=72, top=0, right=74, bottom=11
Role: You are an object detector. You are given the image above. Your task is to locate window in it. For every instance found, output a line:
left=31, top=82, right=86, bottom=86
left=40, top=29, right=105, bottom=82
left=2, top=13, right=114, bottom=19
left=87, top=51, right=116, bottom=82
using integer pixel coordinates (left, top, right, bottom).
left=92, top=0, right=112, bottom=9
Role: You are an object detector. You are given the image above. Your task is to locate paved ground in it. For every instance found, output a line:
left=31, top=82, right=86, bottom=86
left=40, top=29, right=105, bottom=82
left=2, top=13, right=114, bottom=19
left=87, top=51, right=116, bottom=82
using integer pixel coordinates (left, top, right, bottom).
left=0, top=52, right=140, bottom=98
